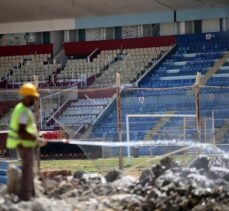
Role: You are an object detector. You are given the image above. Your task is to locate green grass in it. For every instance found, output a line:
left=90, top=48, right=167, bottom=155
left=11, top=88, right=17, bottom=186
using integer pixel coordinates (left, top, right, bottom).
left=11, top=155, right=195, bottom=176
left=40, top=156, right=159, bottom=174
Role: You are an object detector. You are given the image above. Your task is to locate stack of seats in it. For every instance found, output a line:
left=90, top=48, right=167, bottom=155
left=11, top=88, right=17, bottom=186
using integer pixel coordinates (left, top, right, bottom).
left=92, top=46, right=171, bottom=87
left=7, top=54, right=59, bottom=86
left=140, top=41, right=229, bottom=88
left=57, top=50, right=119, bottom=83
left=56, top=98, right=111, bottom=127
left=207, top=58, right=229, bottom=86
left=0, top=56, right=23, bottom=81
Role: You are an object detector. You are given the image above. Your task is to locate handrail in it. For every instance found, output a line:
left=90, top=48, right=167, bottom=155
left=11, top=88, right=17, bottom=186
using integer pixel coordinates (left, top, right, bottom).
left=46, top=99, right=69, bottom=123
left=54, top=48, right=66, bottom=65
left=87, top=48, right=99, bottom=62
left=135, top=44, right=176, bottom=86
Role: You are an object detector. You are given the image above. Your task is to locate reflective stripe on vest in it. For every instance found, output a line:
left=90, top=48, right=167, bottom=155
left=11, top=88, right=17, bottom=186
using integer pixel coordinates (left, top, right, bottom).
left=6, top=103, right=38, bottom=149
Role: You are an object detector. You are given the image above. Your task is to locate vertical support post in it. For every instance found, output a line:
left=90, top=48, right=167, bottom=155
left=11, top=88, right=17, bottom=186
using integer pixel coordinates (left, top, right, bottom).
left=204, top=117, right=207, bottom=143
left=195, top=72, right=201, bottom=142
left=33, top=75, right=40, bottom=173
left=58, top=92, right=61, bottom=117
left=126, top=116, right=131, bottom=166
left=116, top=73, right=123, bottom=170
left=33, top=75, right=40, bottom=128
left=40, top=98, right=43, bottom=130
left=183, top=117, right=186, bottom=141
left=212, top=111, right=216, bottom=145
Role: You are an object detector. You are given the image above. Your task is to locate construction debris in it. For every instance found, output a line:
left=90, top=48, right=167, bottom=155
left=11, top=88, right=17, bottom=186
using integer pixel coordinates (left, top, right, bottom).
left=0, top=155, right=229, bottom=211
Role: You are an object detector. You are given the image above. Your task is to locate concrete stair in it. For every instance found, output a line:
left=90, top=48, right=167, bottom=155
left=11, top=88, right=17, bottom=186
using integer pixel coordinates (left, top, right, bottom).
left=144, top=111, right=176, bottom=140
left=215, top=118, right=229, bottom=143
left=201, top=51, right=229, bottom=85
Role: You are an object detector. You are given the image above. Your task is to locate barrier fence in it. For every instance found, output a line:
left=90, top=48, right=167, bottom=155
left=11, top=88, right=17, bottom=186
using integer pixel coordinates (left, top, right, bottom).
left=0, top=84, right=229, bottom=173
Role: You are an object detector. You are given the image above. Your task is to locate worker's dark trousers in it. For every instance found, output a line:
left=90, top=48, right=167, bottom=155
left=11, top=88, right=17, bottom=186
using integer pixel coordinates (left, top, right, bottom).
left=17, top=146, right=34, bottom=201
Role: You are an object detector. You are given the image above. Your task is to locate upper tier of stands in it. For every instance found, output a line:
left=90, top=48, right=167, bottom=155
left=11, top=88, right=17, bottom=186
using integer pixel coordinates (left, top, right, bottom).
left=92, top=46, right=172, bottom=87
left=6, top=53, right=61, bottom=87
left=57, top=50, right=120, bottom=83
left=0, top=38, right=174, bottom=88
left=140, top=41, right=229, bottom=88
left=0, top=44, right=53, bottom=87
left=0, top=56, right=23, bottom=82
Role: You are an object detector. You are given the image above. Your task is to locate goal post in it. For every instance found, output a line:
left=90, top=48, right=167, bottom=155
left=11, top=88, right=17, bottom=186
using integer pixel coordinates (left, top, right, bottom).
left=126, top=113, right=204, bottom=165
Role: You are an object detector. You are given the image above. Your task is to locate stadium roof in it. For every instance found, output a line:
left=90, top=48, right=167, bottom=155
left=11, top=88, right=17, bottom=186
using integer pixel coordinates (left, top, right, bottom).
left=0, top=0, right=228, bottom=23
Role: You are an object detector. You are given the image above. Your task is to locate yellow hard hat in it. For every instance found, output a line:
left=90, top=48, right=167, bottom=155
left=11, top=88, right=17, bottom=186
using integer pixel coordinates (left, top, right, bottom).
left=19, top=83, right=40, bottom=97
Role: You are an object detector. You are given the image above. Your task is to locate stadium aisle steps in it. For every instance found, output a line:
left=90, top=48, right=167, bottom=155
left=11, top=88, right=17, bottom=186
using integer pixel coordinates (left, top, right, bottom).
left=144, top=111, right=176, bottom=140
left=215, top=118, right=229, bottom=142
left=201, top=51, right=229, bottom=85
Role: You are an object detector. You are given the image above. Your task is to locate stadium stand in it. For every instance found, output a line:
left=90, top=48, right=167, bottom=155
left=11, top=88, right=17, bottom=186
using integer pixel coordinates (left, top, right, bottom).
left=2, top=36, right=229, bottom=158
left=90, top=88, right=229, bottom=155
left=55, top=98, right=111, bottom=128
left=7, top=53, right=59, bottom=87
left=0, top=44, right=54, bottom=88
left=140, top=41, right=229, bottom=88
left=89, top=40, right=229, bottom=155
left=0, top=96, right=60, bottom=131
left=92, top=46, right=172, bottom=87
left=0, top=56, right=23, bottom=82
left=57, top=50, right=119, bottom=85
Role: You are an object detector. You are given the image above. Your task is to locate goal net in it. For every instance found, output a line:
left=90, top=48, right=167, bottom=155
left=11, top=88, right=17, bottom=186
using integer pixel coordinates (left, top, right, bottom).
left=125, top=113, right=214, bottom=165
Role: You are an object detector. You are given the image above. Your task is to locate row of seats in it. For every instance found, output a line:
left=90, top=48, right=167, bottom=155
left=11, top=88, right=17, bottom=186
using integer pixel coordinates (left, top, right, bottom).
left=122, top=46, right=170, bottom=55
left=56, top=98, right=111, bottom=128
left=57, top=50, right=119, bottom=81
left=91, top=46, right=172, bottom=87
left=8, top=63, right=60, bottom=84
left=0, top=54, right=52, bottom=79
left=5, top=54, right=56, bottom=85
left=58, top=114, right=97, bottom=125
left=140, top=42, right=229, bottom=88
left=71, top=98, right=110, bottom=106
left=0, top=56, right=24, bottom=80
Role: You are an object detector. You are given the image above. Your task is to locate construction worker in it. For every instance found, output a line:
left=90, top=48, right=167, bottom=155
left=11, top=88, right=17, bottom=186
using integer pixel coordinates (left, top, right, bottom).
left=6, top=83, right=46, bottom=201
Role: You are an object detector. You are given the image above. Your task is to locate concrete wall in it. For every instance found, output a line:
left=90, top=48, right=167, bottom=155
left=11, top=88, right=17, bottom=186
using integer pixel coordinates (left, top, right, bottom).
left=50, top=31, right=64, bottom=55
left=202, top=19, right=220, bottom=33
left=177, top=6, right=229, bottom=22
left=0, top=19, right=75, bottom=34
left=0, top=6, right=228, bottom=36
left=86, top=28, right=106, bottom=41
left=76, top=11, right=173, bottom=29
left=160, top=23, right=175, bottom=36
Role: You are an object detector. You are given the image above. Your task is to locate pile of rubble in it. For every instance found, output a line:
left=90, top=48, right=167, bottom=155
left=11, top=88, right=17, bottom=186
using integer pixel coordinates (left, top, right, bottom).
left=0, top=155, right=229, bottom=211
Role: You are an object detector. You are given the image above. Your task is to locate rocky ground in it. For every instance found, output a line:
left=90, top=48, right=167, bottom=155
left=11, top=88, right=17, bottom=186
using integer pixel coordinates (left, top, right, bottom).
left=0, top=155, right=229, bottom=211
